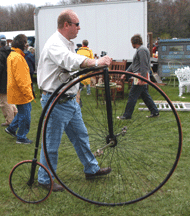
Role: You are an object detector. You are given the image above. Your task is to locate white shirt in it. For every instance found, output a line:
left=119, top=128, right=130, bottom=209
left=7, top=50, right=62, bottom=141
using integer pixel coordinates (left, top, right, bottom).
left=37, top=30, right=86, bottom=94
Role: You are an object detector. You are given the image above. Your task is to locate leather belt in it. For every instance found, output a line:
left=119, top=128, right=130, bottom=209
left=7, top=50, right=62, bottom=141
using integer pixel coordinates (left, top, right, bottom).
left=42, top=90, right=67, bottom=97
left=42, top=90, right=76, bottom=104
left=42, top=90, right=52, bottom=95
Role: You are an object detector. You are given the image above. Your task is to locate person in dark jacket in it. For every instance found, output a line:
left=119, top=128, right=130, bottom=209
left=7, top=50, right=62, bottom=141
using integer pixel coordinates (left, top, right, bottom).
left=24, top=44, right=35, bottom=81
left=75, top=43, right=82, bottom=53
left=0, top=37, right=17, bottom=126
left=117, top=34, right=159, bottom=120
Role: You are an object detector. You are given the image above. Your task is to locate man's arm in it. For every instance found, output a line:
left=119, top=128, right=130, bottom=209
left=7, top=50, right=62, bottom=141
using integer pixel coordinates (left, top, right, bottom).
left=138, top=49, right=150, bottom=78
left=135, top=48, right=150, bottom=85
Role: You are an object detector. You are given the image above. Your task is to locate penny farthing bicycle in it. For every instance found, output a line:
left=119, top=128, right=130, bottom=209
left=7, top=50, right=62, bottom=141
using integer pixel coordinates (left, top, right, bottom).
left=9, top=66, right=182, bottom=205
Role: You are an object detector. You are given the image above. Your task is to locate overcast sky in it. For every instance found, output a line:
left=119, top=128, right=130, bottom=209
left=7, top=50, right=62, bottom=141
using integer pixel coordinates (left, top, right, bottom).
left=0, top=0, right=60, bottom=7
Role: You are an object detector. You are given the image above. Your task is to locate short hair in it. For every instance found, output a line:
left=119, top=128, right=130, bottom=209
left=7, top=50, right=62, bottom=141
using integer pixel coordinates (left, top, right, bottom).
left=82, top=40, right=88, bottom=46
left=11, top=34, right=27, bottom=51
left=57, top=10, right=72, bottom=29
left=131, top=34, right=143, bottom=45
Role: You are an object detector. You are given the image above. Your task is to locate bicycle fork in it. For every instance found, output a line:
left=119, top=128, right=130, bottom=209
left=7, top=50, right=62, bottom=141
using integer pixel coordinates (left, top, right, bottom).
left=94, top=68, right=127, bottom=157
left=27, top=158, right=37, bottom=186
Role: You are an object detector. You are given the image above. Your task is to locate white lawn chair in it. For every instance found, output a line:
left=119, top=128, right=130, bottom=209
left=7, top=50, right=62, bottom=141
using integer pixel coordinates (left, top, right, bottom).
left=175, top=66, right=190, bottom=97
left=168, top=60, right=183, bottom=87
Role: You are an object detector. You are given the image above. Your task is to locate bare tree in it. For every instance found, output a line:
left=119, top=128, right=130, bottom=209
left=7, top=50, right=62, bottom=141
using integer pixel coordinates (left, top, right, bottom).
left=9, top=4, right=36, bottom=30
left=148, top=0, right=190, bottom=39
left=0, top=7, right=10, bottom=31
left=175, top=0, right=190, bottom=37
left=0, top=4, right=36, bottom=32
left=148, top=1, right=164, bottom=38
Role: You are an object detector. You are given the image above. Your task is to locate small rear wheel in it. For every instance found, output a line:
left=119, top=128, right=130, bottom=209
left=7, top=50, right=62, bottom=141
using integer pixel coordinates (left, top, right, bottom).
left=9, top=160, right=53, bottom=204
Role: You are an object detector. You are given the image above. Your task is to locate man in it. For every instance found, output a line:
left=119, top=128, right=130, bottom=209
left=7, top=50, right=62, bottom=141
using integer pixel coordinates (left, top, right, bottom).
left=5, top=34, right=34, bottom=144
left=77, top=39, right=94, bottom=95
left=153, top=41, right=158, bottom=54
left=117, top=34, right=159, bottom=120
left=24, top=44, right=35, bottom=81
left=0, top=37, right=17, bottom=126
left=75, top=43, right=82, bottom=53
left=37, top=9, right=112, bottom=192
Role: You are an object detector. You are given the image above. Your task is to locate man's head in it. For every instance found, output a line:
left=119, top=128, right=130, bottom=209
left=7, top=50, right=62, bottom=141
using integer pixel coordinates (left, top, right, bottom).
left=0, top=35, right=6, bottom=47
left=11, top=34, right=28, bottom=51
left=131, top=34, right=143, bottom=48
left=82, top=40, right=88, bottom=47
left=0, top=39, right=6, bottom=47
left=57, top=9, right=80, bottom=41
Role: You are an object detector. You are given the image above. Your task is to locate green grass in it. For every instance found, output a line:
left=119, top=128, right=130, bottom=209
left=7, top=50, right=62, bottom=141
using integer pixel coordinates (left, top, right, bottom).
left=0, top=80, right=190, bottom=215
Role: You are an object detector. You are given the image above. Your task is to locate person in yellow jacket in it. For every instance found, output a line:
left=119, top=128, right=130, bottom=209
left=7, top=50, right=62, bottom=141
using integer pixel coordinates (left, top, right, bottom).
left=5, top=34, right=34, bottom=144
left=77, top=40, right=94, bottom=95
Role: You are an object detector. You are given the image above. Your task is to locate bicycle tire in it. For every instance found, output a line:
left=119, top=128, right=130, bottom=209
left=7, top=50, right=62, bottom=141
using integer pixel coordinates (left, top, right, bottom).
left=42, top=70, right=182, bottom=206
left=9, top=160, right=53, bottom=204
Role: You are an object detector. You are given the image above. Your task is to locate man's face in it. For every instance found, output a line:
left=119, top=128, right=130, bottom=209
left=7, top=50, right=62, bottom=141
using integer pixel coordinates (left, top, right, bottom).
left=68, top=13, right=80, bottom=40
left=24, top=42, right=29, bottom=51
left=131, top=42, right=136, bottom=49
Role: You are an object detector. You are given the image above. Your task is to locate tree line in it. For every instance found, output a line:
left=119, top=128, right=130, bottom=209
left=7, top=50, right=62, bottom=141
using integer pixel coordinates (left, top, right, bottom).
left=1, top=0, right=190, bottom=40
left=0, top=4, right=36, bottom=31
left=148, top=0, right=190, bottom=39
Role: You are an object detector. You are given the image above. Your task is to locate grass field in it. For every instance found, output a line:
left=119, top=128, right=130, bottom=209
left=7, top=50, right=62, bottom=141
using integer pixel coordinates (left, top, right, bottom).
left=0, top=80, right=190, bottom=216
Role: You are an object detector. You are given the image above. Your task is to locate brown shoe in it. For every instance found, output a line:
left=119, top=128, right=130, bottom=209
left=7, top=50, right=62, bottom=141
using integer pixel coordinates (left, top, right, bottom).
left=146, top=113, right=159, bottom=118
left=1, top=122, right=10, bottom=127
left=85, top=167, right=112, bottom=180
left=38, top=181, right=64, bottom=192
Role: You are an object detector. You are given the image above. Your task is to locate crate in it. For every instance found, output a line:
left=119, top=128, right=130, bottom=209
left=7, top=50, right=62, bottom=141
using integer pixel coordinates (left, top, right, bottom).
left=158, top=38, right=190, bottom=77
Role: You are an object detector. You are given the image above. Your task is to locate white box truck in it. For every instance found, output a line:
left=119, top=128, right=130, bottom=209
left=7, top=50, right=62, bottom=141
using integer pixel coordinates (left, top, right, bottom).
left=0, top=30, right=35, bottom=47
left=34, top=0, right=147, bottom=64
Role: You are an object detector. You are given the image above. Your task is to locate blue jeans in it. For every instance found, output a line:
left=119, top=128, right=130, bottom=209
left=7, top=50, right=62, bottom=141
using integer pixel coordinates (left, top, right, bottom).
left=123, top=84, right=159, bottom=118
left=7, top=102, right=32, bottom=140
left=38, top=93, right=100, bottom=184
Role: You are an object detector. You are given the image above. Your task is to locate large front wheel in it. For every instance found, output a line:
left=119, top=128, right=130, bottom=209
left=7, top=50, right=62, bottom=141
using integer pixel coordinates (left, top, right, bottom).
left=42, top=70, right=182, bottom=206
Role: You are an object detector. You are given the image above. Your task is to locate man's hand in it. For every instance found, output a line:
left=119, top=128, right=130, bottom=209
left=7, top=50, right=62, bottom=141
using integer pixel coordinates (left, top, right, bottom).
left=98, top=55, right=112, bottom=66
left=80, top=55, right=112, bottom=68
left=137, top=79, right=147, bottom=85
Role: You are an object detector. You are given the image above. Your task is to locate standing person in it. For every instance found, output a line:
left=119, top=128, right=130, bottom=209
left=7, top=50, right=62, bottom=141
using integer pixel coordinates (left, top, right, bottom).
left=25, top=45, right=35, bottom=81
left=77, top=39, right=94, bottom=95
left=0, top=37, right=17, bottom=127
left=117, top=34, right=159, bottom=120
left=37, top=9, right=112, bottom=192
left=5, top=34, right=34, bottom=144
left=75, top=43, right=82, bottom=53
left=152, top=41, right=158, bottom=54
